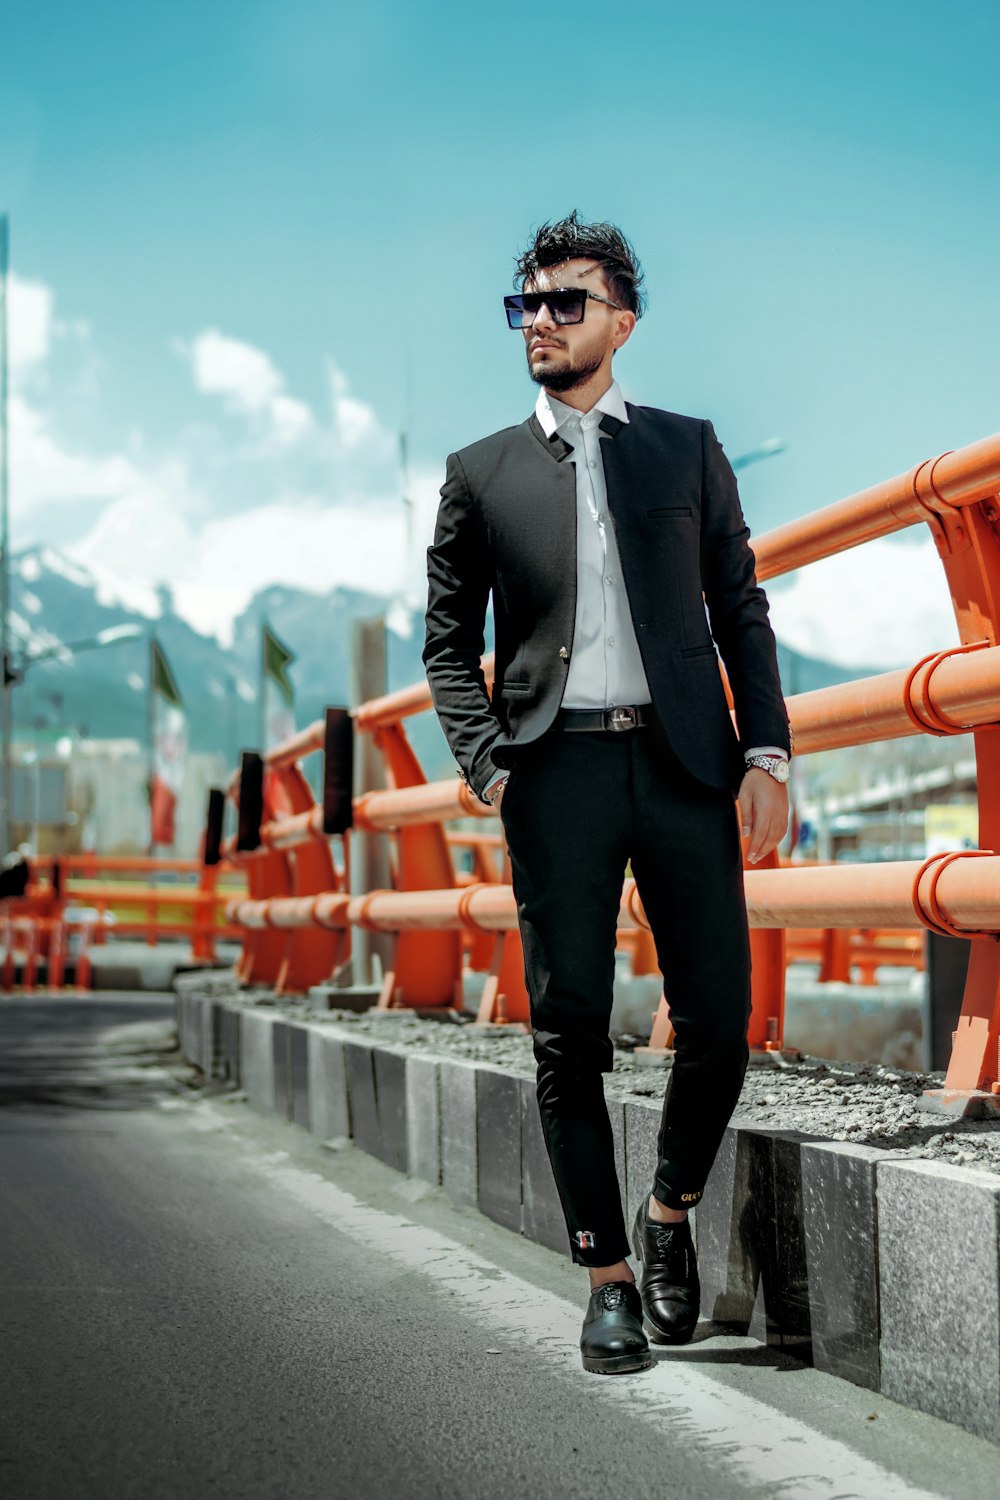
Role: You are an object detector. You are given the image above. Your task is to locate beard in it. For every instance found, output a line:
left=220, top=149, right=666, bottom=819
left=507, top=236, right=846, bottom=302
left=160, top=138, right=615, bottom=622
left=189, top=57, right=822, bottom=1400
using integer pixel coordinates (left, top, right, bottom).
left=526, top=342, right=605, bottom=393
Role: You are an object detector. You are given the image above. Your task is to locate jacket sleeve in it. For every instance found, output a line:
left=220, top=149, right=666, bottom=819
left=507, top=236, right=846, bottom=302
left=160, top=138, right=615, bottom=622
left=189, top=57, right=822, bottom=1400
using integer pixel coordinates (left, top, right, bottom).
left=700, top=419, right=791, bottom=757
left=422, top=452, right=502, bottom=800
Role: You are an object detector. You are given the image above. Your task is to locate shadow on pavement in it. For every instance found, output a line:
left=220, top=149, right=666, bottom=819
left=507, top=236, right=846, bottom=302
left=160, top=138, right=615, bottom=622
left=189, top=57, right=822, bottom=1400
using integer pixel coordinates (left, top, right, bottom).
left=0, top=993, right=189, bottom=1113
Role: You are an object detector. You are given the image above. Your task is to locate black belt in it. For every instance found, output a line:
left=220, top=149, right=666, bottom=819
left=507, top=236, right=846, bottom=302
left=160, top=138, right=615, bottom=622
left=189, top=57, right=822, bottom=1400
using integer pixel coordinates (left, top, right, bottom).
left=556, top=704, right=653, bottom=733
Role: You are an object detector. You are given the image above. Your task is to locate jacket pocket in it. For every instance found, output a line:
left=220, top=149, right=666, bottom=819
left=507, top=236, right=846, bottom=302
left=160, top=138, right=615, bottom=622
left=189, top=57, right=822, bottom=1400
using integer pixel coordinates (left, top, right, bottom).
left=646, top=505, right=692, bottom=518
left=500, top=680, right=532, bottom=695
left=679, top=643, right=717, bottom=658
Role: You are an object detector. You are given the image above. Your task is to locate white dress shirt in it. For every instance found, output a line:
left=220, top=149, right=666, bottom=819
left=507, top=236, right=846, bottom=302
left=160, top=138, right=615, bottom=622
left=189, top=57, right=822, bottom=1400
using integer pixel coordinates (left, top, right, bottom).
left=484, top=380, right=786, bottom=796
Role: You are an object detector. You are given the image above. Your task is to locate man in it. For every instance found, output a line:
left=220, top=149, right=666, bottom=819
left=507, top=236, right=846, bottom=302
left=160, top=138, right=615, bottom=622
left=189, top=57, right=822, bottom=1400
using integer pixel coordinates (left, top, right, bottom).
left=422, top=213, right=790, bottom=1375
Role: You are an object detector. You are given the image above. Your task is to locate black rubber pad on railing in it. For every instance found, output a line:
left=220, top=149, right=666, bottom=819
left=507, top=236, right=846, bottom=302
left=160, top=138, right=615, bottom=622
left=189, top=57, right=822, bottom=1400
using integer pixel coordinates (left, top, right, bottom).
left=237, top=752, right=264, bottom=851
left=323, top=707, right=354, bottom=834
left=204, top=788, right=225, bottom=867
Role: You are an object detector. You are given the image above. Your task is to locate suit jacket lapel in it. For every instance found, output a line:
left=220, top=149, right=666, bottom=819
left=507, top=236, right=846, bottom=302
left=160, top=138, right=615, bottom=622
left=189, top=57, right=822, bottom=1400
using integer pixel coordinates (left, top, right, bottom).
left=526, top=412, right=574, bottom=463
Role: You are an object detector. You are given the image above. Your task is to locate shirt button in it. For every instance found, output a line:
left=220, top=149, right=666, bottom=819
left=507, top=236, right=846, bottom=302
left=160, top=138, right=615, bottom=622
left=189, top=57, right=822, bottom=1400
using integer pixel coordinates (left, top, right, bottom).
left=589, top=460, right=597, bottom=469
left=607, top=636, right=615, bottom=646
left=605, top=575, right=614, bottom=585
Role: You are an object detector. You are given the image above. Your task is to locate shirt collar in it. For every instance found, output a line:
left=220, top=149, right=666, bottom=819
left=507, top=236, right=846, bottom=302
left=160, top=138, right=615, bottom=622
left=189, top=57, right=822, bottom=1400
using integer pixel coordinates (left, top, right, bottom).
left=533, top=379, right=629, bottom=439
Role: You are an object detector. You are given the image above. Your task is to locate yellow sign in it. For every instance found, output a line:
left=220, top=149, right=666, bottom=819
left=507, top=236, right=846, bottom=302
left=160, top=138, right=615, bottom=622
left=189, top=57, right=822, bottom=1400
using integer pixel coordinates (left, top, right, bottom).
left=924, top=803, right=978, bottom=857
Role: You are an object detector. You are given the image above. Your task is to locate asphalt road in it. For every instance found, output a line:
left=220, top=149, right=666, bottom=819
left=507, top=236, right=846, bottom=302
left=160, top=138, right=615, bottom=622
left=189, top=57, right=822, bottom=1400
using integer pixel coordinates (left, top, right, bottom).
left=1, top=994, right=997, bottom=1500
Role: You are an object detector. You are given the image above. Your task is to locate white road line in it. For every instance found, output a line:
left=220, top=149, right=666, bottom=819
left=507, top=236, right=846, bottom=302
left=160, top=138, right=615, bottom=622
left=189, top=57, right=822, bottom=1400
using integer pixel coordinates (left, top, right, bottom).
left=191, top=1101, right=944, bottom=1500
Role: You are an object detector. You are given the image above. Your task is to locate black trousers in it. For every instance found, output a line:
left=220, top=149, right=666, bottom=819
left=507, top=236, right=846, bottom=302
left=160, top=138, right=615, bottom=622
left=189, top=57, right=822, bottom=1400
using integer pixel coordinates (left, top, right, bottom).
left=499, top=710, right=751, bottom=1268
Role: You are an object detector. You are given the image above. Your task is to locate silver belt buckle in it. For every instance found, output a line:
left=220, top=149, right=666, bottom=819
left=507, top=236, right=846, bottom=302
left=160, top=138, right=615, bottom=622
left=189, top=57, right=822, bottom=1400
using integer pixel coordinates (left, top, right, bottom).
left=607, top=706, right=637, bottom=732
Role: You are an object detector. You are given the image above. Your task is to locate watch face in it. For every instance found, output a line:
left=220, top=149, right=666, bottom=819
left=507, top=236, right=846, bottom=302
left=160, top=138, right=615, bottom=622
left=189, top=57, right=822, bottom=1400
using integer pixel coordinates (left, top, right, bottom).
left=774, top=759, right=790, bottom=783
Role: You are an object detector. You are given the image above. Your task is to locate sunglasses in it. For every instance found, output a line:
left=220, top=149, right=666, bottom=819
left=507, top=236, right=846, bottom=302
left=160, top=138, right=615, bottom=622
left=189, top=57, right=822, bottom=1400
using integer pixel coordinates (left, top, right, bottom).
left=503, top=287, right=623, bottom=330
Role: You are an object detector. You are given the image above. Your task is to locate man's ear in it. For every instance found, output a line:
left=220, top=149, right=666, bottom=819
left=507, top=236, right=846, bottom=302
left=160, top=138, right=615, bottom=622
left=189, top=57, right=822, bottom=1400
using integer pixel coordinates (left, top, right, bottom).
left=613, top=311, right=637, bottom=351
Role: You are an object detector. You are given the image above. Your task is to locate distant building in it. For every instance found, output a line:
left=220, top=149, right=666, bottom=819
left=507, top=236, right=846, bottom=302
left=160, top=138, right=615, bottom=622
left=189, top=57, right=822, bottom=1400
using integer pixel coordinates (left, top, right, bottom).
left=11, top=736, right=226, bottom=858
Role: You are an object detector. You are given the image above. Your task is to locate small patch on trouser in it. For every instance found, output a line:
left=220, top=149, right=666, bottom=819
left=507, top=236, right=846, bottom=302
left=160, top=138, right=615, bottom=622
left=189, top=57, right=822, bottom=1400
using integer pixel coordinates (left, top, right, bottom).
left=680, top=1191, right=702, bottom=1204
left=574, top=1230, right=597, bottom=1251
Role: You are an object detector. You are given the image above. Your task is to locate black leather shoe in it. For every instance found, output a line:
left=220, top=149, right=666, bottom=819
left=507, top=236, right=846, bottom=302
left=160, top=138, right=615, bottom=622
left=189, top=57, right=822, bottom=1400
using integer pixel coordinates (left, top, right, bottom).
left=631, top=1202, right=700, bottom=1345
left=580, top=1280, right=653, bottom=1375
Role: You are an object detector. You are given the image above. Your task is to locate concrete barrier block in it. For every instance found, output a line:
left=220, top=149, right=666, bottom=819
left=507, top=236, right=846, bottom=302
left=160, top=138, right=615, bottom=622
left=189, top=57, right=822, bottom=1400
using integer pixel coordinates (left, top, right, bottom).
left=439, top=1058, right=478, bottom=1209
left=519, top=1078, right=565, bottom=1254
left=307, top=1028, right=350, bottom=1142
left=624, top=1098, right=660, bottom=1232
left=693, top=1123, right=815, bottom=1348
left=609, top=1098, right=628, bottom=1224
left=343, top=1039, right=380, bottom=1157
left=696, top=1122, right=769, bottom=1333
left=240, top=1008, right=277, bottom=1112
left=204, top=1002, right=223, bottom=1078
left=221, top=1006, right=240, bottom=1084
left=877, top=1159, right=1000, bottom=1441
left=406, top=1055, right=440, bottom=1185
left=272, top=1021, right=291, bottom=1119
left=181, top=995, right=198, bottom=1064
left=800, top=1140, right=884, bottom=1391
left=373, top=1046, right=408, bottom=1174
left=767, top=1130, right=815, bottom=1349
left=289, top=1024, right=309, bottom=1129
left=198, top=1001, right=210, bottom=1075
left=476, top=1067, right=521, bottom=1233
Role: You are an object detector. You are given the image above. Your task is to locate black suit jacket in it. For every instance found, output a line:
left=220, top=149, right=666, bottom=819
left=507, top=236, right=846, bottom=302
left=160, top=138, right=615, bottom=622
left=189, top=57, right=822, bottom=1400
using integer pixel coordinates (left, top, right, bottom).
left=422, top=402, right=790, bottom=801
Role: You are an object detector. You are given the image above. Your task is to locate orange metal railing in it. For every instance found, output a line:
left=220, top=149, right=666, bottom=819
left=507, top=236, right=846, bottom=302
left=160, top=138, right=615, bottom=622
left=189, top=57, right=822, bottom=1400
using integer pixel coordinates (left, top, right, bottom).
left=0, top=855, right=245, bottom=991
left=213, top=429, right=1000, bottom=1106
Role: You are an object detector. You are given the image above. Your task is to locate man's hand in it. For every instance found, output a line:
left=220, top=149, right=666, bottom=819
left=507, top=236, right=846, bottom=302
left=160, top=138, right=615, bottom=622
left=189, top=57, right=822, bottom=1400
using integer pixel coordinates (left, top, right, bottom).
left=736, top=767, right=789, bottom=865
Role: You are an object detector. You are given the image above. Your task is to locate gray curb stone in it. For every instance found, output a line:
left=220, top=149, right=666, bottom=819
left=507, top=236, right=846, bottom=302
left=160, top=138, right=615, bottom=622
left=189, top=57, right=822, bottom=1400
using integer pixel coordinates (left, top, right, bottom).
left=307, top=1028, right=350, bottom=1142
left=343, top=1038, right=381, bottom=1158
left=373, top=1047, right=409, bottom=1174
left=238, top=1008, right=277, bottom=1112
left=439, top=1058, right=478, bottom=1209
left=624, top=1099, right=659, bottom=1234
left=406, top=1056, right=440, bottom=1185
left=289, top=1025, right=310, bottom=1129
left=801, top=1139, right=884, bottom=1391
left=272, top=1021, right=291, bottom=1121
left=174, top=993, right=1000, bottom=1444
left=877, top=1158, right=1000, bottom=1441
left=519, top=1078, right=565, bottom=1254
left=476, top=1067, right=522, bottom=1233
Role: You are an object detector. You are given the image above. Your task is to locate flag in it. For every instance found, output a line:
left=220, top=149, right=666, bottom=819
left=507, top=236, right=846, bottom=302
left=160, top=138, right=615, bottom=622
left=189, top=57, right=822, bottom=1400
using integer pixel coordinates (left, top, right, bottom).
left=150, top=639, right=187, bottom=846
left=261, top=623, right=296, bottom=750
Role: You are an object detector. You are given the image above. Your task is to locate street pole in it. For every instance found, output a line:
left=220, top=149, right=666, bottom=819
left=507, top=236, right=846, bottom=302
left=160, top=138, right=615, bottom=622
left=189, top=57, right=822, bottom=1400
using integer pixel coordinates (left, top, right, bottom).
left=258, top=618, right=266, bottom=754
left=0, top=214, right=11, bottom=856
left=147, top=631, right=156, bottom=858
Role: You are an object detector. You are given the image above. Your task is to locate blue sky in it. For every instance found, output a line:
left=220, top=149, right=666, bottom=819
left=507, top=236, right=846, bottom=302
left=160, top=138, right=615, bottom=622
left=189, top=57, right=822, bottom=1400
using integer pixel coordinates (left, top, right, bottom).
left=2, top=1, right=998, bottom=661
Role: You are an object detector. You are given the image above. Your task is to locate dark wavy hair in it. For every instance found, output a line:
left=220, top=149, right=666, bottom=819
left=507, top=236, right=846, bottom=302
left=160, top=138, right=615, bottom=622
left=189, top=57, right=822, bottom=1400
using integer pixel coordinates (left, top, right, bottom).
left=514, top=211, right=647, bottom=319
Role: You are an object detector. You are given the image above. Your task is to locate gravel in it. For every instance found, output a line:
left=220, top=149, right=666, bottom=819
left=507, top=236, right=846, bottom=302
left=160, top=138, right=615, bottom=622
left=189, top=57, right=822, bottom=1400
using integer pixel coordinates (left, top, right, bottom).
left=181, top=973, right=1000, bottom=1178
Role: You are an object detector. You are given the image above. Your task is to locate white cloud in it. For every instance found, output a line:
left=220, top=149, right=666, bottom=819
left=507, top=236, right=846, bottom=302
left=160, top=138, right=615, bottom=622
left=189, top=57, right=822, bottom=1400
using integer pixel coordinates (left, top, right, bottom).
left=178, top=328, right=313, bottom=446
left=766, top=533, right=959, bottom=670
left=21, top=266, right=959, bottom=678
left=9, top=273, right=55, bottom=373
left=10, top=393, right=140, bottom=512
left=329, top=363, right=380, bottom=451
left=185, top=327, right=282, bottom=411
left=65, top=483, right=425, bottom=646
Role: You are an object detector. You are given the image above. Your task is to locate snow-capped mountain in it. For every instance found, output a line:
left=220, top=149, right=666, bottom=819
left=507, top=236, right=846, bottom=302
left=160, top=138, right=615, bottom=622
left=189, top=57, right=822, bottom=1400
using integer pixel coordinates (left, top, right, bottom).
left=8, top=544, right=864, bottom=778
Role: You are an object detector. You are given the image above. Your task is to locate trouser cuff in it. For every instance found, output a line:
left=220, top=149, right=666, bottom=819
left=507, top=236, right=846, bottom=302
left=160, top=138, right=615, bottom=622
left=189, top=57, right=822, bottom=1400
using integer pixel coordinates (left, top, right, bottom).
left=569, top=1230, right=633, bottom=1267
left=650, top=1179, right=704, bottom=1213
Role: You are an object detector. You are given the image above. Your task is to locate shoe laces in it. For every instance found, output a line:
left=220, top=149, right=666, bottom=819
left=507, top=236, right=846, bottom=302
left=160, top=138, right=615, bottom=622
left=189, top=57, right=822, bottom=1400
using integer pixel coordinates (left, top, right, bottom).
left=593, top=1282, right=631, bottom=1311
left=651, top=1222, right=690, bottom=1276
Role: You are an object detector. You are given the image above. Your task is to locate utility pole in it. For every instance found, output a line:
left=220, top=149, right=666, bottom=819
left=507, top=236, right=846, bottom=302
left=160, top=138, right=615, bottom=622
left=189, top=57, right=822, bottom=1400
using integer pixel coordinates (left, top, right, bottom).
left=0, top=214, right=11, bottom=856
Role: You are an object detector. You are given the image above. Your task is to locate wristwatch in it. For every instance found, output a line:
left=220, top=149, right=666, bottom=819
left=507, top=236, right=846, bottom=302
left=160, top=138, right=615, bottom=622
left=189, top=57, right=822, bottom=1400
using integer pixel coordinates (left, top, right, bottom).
left=744, top=753, right=790, bottom=784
